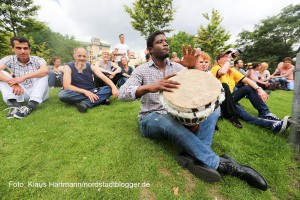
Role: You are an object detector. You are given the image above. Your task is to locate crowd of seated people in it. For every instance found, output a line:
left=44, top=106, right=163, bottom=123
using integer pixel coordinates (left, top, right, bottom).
left=1, top=33, right=296, bottom=192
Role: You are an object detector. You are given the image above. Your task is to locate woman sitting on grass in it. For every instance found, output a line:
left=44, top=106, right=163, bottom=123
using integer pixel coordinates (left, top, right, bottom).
left=117, top=56, right=134, bottom=87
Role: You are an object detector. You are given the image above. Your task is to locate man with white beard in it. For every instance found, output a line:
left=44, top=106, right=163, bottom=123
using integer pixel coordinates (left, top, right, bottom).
left=58, top=48, right=118, bottom=112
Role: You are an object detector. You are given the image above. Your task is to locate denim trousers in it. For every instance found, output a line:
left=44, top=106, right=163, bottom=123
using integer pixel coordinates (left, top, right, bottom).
left=138, top=107, right=220, bottom=169
left=236, top=104, right=274, bottom=130
left=48, top=72, right=62, bottom=87
left=232, top=85, right=269, bottom=117
left=117, top=77, right=128, bottom=87
left=58, top=86, right=112, bottom=107
left=271, top=77, right=294, bottom=90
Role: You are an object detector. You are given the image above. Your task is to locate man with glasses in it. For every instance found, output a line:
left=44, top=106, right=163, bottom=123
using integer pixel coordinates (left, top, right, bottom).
left=0, top=36, right=49, bottom=119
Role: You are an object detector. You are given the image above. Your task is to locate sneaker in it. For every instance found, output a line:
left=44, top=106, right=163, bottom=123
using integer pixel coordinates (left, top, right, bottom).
left=283, top=116, right=291, bottom=130
left=76, top=101, right=88, bottom=113
left=280, top=85, right=286, bottom=90
left=13, top=106, right=33, bottom=119
left=4, top=107, right=20, bottom=119
left=176, top=152, right=221, bottom=183
left=272, top=118, right=289, bottom=133
left=260, top=113, right=281, bottom=121
left=229, top=116, right=243, bottom=129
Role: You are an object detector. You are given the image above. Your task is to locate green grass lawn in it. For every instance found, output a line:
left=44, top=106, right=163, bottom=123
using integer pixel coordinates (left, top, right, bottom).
left=0, top=89, right=299, bottom=199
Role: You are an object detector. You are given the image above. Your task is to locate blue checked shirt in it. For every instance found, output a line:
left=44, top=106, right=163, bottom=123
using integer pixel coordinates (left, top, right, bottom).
left=0, top=55, right=46, bottom=88
left=119, top=59, right=185, bottom=120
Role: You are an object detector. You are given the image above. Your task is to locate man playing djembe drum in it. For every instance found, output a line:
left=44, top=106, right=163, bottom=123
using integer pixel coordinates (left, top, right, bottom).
left=119, top=30, right=268, bottom=191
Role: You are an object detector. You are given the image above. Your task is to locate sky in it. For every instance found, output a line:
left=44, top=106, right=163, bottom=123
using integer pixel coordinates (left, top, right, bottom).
left=35, top=0, right=299, bottom=54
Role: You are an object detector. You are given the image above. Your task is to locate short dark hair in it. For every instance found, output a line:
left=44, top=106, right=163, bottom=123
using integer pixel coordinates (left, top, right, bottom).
left=119, top=34, right=124, bottom=38
left=252, top=62, right=261, bottom=69
left=283, top=57, right=292, bottom=62
left=234, top=59, right=242, bottom=65
left=147, top=30, right=165, bottom=49
left=10, top=36, right=30, bottom=48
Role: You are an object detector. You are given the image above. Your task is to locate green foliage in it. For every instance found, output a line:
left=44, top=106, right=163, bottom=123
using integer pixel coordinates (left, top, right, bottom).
left=25, top=26, right=80, bottom=64
left=0, top=0, right=79, bottom=64
left=167, top=31, right=195, bottom=59
left=0, top=31, right=13, bottom=58
left=124, top=0, right=175, bottom=38
left=236, top=4, right=300, bottom=69
left=0, top=0, right=40, bottom=36
left=0, top=89, right=299, bottom=199
left=195, top=9, right=232, bottom=61
left=34, top=42, right=51, bottom=62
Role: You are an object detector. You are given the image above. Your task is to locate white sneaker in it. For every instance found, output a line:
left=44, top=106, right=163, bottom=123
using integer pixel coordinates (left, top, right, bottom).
left=4, top=107, right=20, bottom=119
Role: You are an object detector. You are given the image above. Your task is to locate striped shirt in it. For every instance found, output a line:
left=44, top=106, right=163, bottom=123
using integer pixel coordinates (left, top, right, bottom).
left=119, top=59, right=185, bottom=120
left=0, top=55, right=46, bottom=88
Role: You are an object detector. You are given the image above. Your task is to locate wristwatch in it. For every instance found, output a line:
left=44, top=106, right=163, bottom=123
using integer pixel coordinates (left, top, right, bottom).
left=256, top=87, right=262, bottom=91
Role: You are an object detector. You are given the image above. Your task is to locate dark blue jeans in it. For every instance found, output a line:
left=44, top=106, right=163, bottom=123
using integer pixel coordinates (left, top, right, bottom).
left=58, top=86, right=112, bottom=107
left=117, top=77, right=129, bottom=87
left=48, top=72, right=62, bottom=87
left=236, top=105, right=274, bottom=130
left=232, top=85, right=269, bottom=117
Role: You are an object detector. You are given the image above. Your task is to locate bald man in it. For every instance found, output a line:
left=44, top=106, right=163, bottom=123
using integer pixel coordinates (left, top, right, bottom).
left=58, top=48, right=118, bottom=112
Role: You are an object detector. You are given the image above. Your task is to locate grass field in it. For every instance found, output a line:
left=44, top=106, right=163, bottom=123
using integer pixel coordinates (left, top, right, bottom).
left=0, top=88, right=299, bottom=199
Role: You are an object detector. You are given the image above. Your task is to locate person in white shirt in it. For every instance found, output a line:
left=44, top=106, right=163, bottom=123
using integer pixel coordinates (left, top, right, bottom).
left=0, top=36, right=49, bottom=119
left=113, top=34, right=130, bottom=64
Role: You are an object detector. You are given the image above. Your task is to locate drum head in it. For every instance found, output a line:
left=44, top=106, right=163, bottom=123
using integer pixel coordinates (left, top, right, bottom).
left=162, top=69, right=221, bottom=111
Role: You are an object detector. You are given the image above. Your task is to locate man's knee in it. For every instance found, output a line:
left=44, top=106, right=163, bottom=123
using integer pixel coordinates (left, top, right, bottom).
left=1, top=70, right=13, bottom=78
left=58, top=90, right=70, bottom=101
left=100, top=86, right=112, bottom=93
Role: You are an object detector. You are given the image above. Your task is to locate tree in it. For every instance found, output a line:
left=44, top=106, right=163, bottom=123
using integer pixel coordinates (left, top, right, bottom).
left=195, top=9, right=232, bottom=61
left=124, top=0, right=175, bottom=38
left=28, top=38, right=51, bottom=62
left=24, top=25, right=80, bottom=63
left=167, top=31, right=195, bottom=59
left=0, top=32, right=12, bottom=58
left=236, top=4, right=300, bottom=68
left=0, top=0, right=40, bottom=36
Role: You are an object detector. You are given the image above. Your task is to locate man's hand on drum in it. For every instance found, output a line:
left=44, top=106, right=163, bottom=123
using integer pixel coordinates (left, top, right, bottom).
left=148, top=74, right=180, bottom=93
left=174, top=44, right=200, bottom=69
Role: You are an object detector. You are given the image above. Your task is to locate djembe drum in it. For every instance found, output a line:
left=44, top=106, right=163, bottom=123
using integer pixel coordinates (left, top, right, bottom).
left=160, top=69, right=225, bottom=132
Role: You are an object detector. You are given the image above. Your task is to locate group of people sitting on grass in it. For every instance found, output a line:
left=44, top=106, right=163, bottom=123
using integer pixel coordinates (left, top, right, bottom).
left=0, top=34, right=295, bottom=191
left=233, top=58, right=295, bottom=92
left=48, top=50, right=135, bottom=90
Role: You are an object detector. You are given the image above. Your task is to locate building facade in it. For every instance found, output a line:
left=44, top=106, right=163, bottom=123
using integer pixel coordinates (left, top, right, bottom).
left=80, top=37, right=143, bottom=67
